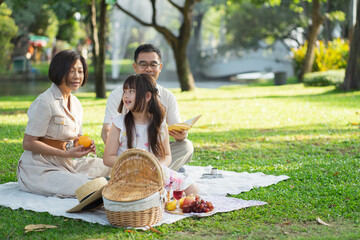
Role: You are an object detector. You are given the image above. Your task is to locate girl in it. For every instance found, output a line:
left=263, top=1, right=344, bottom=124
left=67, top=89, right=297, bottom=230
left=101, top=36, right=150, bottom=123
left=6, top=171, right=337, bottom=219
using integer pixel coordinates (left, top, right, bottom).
left=103, top=74, right=198, bottom=195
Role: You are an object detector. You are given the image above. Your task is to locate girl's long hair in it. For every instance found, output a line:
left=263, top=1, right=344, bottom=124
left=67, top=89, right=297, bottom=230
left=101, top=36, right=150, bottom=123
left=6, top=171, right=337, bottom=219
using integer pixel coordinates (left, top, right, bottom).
left=118, top=74, right=166, bottom=158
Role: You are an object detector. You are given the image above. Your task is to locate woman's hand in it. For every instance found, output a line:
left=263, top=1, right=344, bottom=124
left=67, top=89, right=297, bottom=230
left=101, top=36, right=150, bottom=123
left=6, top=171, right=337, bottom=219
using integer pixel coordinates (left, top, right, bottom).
left=74, top=137, right=96, bottom=154
left=66, top=145, right=93, bottom=158
left=23, top=134, right=92, bottom=159
left=89, top=139, right=96, bottom=153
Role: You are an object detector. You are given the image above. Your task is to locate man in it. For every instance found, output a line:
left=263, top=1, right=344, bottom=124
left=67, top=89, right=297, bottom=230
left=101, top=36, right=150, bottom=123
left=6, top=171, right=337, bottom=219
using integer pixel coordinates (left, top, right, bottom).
left=101, top=44, right=193, bottom=171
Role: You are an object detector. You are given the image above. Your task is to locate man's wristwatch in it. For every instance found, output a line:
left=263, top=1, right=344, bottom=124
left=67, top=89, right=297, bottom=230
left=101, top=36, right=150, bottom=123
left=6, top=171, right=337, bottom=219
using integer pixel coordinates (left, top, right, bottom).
left=65, top=140, right=74, bottom=151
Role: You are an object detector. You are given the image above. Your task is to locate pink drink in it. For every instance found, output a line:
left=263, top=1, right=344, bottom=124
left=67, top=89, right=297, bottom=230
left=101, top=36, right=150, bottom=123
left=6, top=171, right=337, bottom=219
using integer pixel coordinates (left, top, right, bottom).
left=173, top=190, right=183, bottom=200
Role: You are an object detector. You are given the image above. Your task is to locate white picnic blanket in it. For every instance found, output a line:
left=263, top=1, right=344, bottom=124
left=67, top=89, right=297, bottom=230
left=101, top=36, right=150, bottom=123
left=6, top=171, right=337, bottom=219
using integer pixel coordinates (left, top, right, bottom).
left=0, top=165, right=289, bottom=227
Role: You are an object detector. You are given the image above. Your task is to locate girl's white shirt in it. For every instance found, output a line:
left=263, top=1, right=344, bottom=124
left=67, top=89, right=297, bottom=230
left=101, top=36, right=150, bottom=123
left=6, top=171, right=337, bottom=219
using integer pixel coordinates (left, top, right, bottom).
left=112, top=114, right=194, bottom=192
left=112, top=115, right=167, bottom=156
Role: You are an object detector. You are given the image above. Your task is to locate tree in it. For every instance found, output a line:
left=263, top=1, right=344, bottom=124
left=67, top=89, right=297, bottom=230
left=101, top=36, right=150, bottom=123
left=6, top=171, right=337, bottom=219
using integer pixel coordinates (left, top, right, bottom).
left=6, top=0, right=47, bottom=36
left=28, top=5, right=59, bottom=45
left=48, top=0, right=108, bottom=98
left=188, top=0, right=226, bottom=75
left=299, top=0, right=324, bottom=81
left=226, top=1, right=306, bottom=49
left=245, top=0, right=343, bottom=81
left=0, top=3, right=18, bottom=70
left=115, top=0, right=199, bottom=91
left=89, top=0, right=107, bottom=98
left=343, top=0, right=360, bottom=90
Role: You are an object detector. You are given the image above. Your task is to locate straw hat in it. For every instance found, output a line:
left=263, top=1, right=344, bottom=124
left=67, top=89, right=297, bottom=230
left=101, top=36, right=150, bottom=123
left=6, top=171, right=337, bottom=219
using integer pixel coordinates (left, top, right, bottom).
left=67, top=177, right=108, bottom=213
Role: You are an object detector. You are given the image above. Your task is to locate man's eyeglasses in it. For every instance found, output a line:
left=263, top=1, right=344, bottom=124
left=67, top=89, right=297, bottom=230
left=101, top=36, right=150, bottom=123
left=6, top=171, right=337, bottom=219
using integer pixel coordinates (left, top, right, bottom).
left=136, top=62, right=161, bottom=70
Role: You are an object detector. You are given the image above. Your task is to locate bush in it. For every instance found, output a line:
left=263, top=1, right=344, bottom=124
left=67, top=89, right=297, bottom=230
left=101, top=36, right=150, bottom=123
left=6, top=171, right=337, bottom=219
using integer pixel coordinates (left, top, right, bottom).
left=291, top=39, right=349, bottom=76
left=303, top=69, right=345, bottom=87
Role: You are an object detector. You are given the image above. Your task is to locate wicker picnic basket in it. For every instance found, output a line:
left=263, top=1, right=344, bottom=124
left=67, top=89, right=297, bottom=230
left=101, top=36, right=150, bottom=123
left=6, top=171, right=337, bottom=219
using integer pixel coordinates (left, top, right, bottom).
left=102, top=148, right=166, bottom=228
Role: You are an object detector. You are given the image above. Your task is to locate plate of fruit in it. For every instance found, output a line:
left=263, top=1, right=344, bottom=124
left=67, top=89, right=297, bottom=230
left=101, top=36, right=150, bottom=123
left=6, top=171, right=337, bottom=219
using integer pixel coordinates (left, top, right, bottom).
left=166, top=194, right=215, bottom=215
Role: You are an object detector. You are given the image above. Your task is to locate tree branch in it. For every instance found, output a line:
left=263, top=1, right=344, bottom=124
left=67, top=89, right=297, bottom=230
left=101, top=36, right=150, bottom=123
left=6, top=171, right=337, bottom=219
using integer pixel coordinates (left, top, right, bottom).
left=114, top=2, right=178, bottom=45
left=168, top=0, right=183, bottom=12
left=115, top=2, right=152, bottom=27
left=151, top=0, right=157, bottom=25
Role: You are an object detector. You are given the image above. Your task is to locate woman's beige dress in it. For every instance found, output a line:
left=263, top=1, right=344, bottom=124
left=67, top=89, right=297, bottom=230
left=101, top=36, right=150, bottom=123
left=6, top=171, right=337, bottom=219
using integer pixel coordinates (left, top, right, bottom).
left=17, top=83, right=111, bottom=198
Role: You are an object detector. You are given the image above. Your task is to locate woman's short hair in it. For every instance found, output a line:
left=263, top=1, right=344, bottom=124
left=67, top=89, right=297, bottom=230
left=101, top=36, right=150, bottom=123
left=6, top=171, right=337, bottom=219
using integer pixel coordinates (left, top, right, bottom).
left=48, top=50, right=88, bottom=86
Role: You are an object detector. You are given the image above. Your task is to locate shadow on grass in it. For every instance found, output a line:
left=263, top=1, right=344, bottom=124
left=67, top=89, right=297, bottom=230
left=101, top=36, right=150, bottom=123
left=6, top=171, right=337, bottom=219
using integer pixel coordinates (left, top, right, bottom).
left=0, top=95, right=36, bottom=102
left=177, top=86, right=360, bottom=103
left=190, top=124, right=359, bottom=143
left=0, top=108, right=28, bottom=115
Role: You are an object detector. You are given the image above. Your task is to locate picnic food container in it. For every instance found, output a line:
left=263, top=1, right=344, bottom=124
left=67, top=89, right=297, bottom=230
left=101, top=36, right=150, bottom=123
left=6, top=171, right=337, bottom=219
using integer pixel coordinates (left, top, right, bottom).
left=102, top=149, right=166, bottom=227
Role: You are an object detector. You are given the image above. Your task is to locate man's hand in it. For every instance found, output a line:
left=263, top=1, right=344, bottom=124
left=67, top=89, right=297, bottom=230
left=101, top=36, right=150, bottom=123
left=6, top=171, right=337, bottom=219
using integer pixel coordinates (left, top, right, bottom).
left=169, top=129, right=187, bottom=141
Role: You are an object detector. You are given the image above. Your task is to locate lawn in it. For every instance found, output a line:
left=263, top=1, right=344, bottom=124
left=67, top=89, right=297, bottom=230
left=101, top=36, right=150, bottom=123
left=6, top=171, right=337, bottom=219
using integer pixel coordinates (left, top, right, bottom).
left=0, top=83, right=359, bottom=239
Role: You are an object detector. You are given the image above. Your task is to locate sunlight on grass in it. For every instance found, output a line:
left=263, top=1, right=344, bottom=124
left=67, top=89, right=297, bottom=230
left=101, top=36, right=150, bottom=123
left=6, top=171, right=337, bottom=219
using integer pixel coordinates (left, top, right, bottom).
left=0, top=83, right=359, bottom=239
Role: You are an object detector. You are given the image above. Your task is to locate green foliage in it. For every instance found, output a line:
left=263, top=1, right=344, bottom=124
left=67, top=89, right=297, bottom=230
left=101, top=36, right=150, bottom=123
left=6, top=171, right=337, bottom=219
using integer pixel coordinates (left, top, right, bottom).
left=304, top=69, right=345, bottom=87
left=0, top=3, right=18, bottom=71
left=326, top=10, right=346, bottom=22
left=226, top=1, right=306, bottom=48
left=28, top=4, right=58, bottom=47
left=6, top=0, right=47, bottom=36
left=201, top=5, right=226, bottom=47
left=314, top=39, right=349, bottom=71
left=57, top=18, right=87, bottom=47
left=291, top=39, right=349, bottom=75
left=1, top=84, right=360, bottom=239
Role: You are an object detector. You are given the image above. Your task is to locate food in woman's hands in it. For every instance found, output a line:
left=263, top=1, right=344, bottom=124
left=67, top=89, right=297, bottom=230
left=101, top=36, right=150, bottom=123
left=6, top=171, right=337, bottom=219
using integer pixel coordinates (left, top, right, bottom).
left=78, top=135, right=92, bottom=147
left=166, top=199, right=177, bottom=211
left=182, top=195, right=214, bottom=213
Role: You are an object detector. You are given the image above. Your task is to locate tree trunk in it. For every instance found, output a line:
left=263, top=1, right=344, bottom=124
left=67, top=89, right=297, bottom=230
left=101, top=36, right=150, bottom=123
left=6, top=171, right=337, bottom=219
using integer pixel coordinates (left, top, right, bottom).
left=95, top=0, right=106, bottom=98
left=299, top=0, right=324, bottom=81
left=349, top=0, right=357, bottom=41
left=90, top=0, right=99, bottom=88
left=343, top=0, right=360, bottom=91
left=89, top=0, right=106, bottom=98
left=173, top=44, right=195, bottom=91
left=187, top=12, right=204, bottom=76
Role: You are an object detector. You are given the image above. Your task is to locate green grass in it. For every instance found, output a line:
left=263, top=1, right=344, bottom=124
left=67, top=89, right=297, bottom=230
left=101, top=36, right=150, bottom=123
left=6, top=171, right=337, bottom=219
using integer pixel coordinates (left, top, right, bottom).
left=1, top=83, right=360, bottom=239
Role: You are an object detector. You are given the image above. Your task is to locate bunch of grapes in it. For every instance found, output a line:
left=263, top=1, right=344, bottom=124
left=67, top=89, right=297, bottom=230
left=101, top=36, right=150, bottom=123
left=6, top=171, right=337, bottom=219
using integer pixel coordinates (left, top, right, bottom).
left=182, top=196, right=214, bottom=213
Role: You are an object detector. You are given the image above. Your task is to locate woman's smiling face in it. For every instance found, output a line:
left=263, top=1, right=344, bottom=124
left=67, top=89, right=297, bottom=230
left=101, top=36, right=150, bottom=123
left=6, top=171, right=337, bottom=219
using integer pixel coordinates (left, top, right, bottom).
left=61, top=59, right=84, bottom=93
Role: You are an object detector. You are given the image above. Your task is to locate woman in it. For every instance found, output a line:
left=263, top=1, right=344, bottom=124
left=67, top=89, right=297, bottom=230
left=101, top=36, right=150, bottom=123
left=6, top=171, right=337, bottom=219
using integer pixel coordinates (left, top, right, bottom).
left=17, top=50, right=111, bottom=198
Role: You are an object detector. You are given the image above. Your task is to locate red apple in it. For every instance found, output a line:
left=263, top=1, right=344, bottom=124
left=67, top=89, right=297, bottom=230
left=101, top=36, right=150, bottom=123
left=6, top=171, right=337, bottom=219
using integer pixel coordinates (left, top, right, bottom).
left=181, top=194, right=196, bottom=209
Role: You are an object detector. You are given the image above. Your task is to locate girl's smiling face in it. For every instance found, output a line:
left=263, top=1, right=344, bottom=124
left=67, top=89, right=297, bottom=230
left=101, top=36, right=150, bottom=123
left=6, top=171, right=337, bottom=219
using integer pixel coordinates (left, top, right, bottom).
left=123, top=88, right=136, bottom=111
